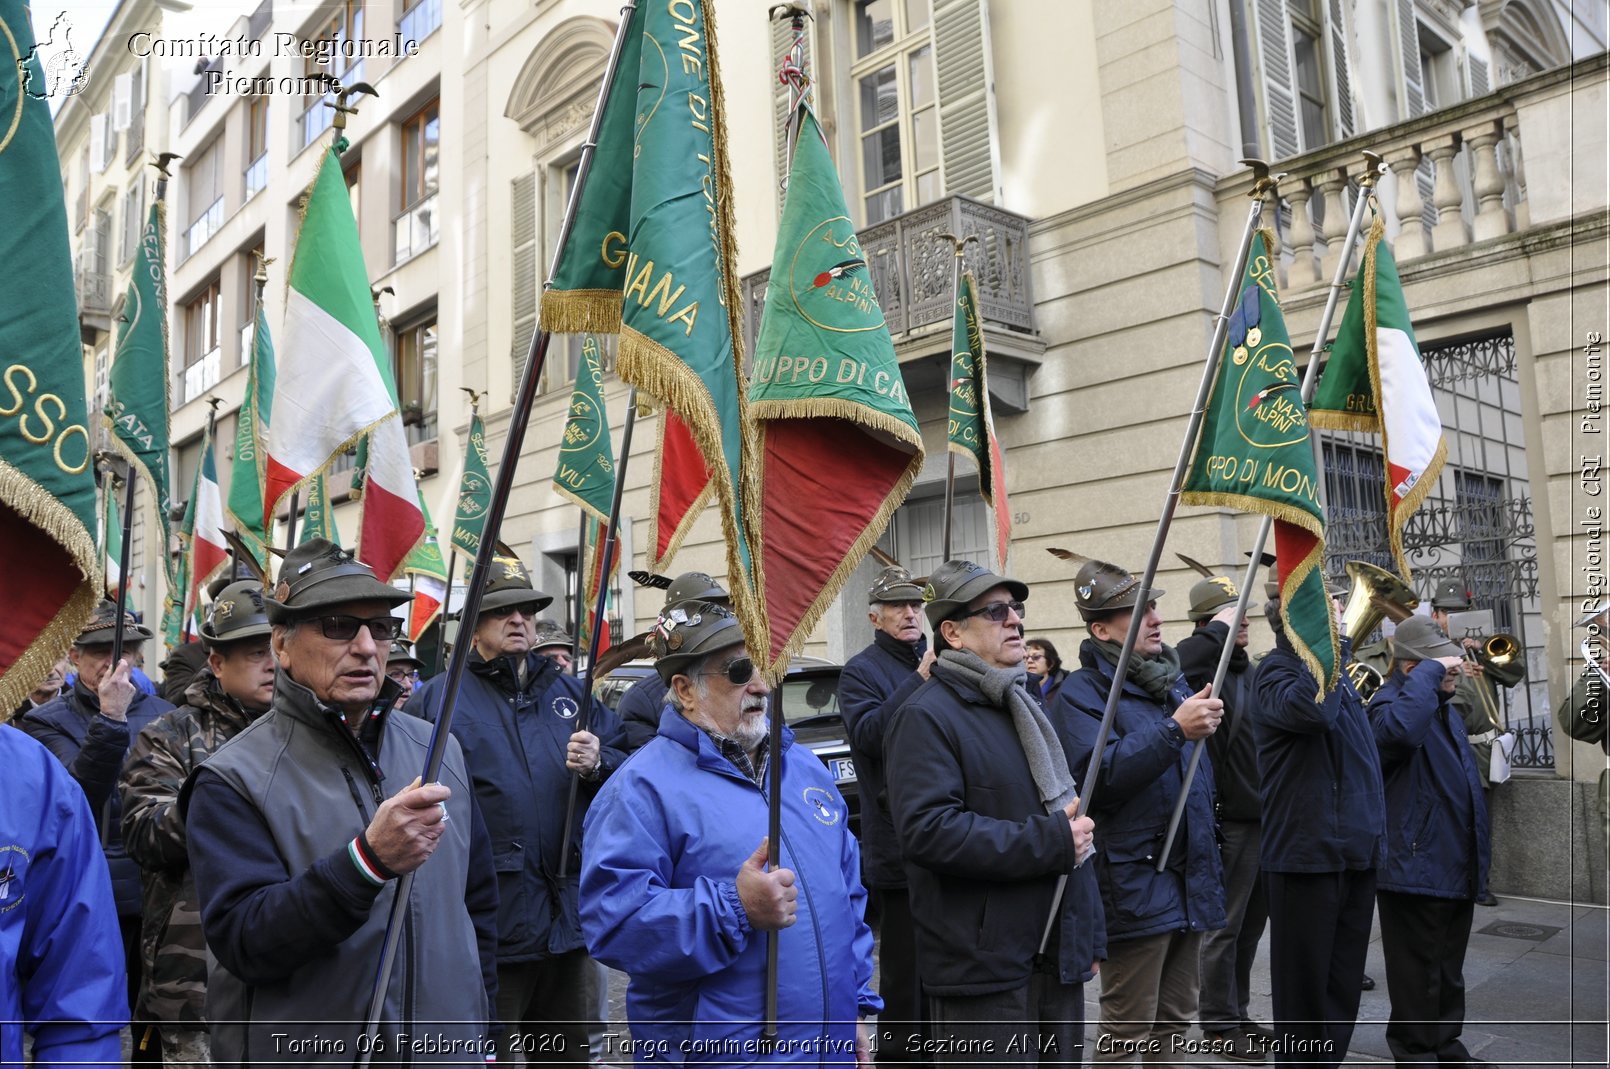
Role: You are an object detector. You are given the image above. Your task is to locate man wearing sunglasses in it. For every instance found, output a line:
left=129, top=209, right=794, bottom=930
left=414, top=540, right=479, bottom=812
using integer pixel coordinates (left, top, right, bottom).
left=883, top=559, right=1100, bottom=1063
left=1057, top=558, right=1226, bottom=1065
left=406, top=550, right=626, bottom=1065
left=185, top=539, right=497, bottom=1064
left=580, top=600, right=882, bottom=1066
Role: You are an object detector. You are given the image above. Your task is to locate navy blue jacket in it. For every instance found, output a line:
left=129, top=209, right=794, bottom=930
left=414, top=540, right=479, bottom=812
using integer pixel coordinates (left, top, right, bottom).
left=839, top=630, right=928, bottom=889
left=0, top=728, right=127, bottom=1066
left=406, top=649, right=626, bottom=962
left=581, top=713, right=880, bottom=1065
left=19, top=682, right=172, bottom=915
left=1251, top=635, right=1386, bottom=873
left=617, top=672, right=668, bottom=753
left=1368, top=663, right=1490, bottom=900
left=1057, top=640, right=1226, bottom=943
left=885, top=670, right=1097, bottom=995
left=1177, top=623, right=1262, bottom=822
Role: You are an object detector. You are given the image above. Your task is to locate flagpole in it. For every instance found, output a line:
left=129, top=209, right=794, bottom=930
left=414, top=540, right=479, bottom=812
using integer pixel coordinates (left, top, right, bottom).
left=1154, top=151, right=1386, bottom=872
left=283, top=491, right=301, bottom=550
left=573, top=509, right=588, bottom=666
left=358, top=7, right=640, bottom=1056
left=556, top=388, right=638, bottom=882
left=437, top=548, right=455, bottom=676
left=939, top=232, right=978, bottom=562
left=763, top=4, right=814, bottom=1049
left=1035, top=160, right=1282, bottom=959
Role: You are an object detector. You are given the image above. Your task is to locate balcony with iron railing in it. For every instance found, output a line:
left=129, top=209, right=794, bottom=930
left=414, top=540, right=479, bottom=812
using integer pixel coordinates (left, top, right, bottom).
left=183, top=197, right=225, bottom=260
left=400, top=0, right=442, bottom=45
left=182, top=349, right=221, bottom=405
left=74, top=257, right=112, bottom=340
left=1218, top=52, right=1606, bottom=295
left=245, top=154, right=268, bottom=200
left=740, top=194, right=1042, bottom=410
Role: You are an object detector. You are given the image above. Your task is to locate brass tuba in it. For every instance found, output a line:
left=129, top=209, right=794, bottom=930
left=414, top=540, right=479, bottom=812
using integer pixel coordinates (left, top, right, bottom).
left=1475, top=633, right=1522, bottom=671
left=1338, top=561, right=1420, bottom=701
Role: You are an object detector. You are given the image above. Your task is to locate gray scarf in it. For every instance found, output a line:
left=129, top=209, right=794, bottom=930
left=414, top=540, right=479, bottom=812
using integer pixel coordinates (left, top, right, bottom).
left=1092, top=638, right=1183, bottom=703
left=933, top=648, right=1080, bottom=815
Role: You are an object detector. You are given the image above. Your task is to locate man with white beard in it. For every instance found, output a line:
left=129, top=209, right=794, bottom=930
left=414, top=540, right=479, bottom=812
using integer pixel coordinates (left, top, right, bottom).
left=579, top=600, right=881, bottom=1066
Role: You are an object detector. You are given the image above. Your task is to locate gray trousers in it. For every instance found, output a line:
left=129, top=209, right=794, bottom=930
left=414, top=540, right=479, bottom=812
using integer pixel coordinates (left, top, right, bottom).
left=1093, top=930, right=1204, bottom=1066
left=1198, top=820, right=1268, bottom=1029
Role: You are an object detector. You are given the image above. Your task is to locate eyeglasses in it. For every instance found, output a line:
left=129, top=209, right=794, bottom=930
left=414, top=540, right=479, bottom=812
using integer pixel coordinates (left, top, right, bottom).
left=314, top=615, right=401, bottom=642
left=958, top=600, right=1027, bottom=625
left=699, top=655, right=756, bottom=686
left=486, top=603, right=535, bottom=619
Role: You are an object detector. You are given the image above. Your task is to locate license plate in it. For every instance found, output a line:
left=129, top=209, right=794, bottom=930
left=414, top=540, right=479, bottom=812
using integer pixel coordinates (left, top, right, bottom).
left=828, top=756, right=857, bottom=782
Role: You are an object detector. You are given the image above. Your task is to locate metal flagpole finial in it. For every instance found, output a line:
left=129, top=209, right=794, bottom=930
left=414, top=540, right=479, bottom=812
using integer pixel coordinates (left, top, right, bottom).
left=151, top=151, right=182, bottom=199
left=1357, top=149, right=1386, bottom=190
left=205, top=396, right=222, bottom=414
left=459, top=386, right=484, bottom=413
left=769, top=3, right=814, bottom=25
left=937, top=232, right=979, bottom=257
left=330, top=79, right=379, bottom=132
left=253, top=252, right=275, bottom=286
left=1241, top=158, right=1287, bottom=202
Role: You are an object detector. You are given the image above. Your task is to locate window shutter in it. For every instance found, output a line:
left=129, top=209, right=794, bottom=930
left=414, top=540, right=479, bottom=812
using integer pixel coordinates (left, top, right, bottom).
left=90, top=113, right=108, bottom=172
left=132, top=61, right=145, bottom=120
left=114, top=73, right=132, bottom=131
left=1394, top=0, right=1426, bottom=119
left=1325, top=0, right=1355, bottom=138
left=933, top=0, right=999, bottom=203
left=1250, top=0, right=1301, bottom=160
left=1466, top=54, right=1489, bottom=96
left=510, top=171, right=538, bottom=397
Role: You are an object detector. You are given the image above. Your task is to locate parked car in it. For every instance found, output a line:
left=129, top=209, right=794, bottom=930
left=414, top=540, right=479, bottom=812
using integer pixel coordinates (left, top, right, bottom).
left=594, top=656, right=859, bottom=839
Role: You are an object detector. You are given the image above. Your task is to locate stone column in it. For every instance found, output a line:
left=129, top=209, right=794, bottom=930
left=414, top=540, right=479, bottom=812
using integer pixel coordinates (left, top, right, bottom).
left=1425, top=134, right=1469, bottom=252
left=1386, top=144, right=1427, bottom=259
left=1466, top=119, right=1509, bottom=242
left=1502, top=111, right=1529, bottom=230
left=1285, top=177, right=1318, bottom=287
left=1315, top=170, right=1350, bottom=282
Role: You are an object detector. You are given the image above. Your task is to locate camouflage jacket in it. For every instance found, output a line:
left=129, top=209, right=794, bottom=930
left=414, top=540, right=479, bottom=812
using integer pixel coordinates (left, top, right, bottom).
left=118, top=670, right=260, bottom=1024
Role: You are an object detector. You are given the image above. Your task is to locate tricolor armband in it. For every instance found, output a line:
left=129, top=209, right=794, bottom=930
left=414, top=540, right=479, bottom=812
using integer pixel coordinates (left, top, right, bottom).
left=349, top=832, right=399, bottom=886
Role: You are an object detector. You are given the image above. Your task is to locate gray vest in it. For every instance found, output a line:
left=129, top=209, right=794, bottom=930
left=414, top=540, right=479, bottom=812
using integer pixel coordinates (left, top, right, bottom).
left=203, top=674, right=489, bottom=1066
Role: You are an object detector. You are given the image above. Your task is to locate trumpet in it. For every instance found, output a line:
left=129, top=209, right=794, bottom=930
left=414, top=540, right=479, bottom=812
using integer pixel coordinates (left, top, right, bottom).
left=1460, top=633, right=1520, bottom=732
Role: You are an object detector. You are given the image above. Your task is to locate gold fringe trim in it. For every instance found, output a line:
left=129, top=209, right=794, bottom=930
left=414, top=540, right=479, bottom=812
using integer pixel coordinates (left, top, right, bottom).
left=758, top=441, right=923, bottom=680
left=555, top=485, right=611, bottom=527
left=0, top=455, right=100, bottom=716
left=1308, top=410, right=1375, bottom=432
left=1179, top=490, right=1324, bottom=542
left=541, top=291, right=624, bottom=336
left=749, top=398, right=923, bottom=454
left=1390, top=434, right=1447, bottom=583
left=1279, top=534, right=1341, bottom=701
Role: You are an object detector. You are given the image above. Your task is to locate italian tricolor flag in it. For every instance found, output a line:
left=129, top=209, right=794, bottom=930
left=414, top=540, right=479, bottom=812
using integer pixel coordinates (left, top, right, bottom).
left=1310, top=203, right=1448, bottom=580
left=181, top=429, right=228, bottom=635
left=265, top=147, right=422, bottom=581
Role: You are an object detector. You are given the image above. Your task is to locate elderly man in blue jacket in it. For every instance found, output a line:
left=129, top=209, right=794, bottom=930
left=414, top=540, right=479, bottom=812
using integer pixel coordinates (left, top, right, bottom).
left=407, top=549, right=625, bottom=1064
left=1366, top=616, right=1490, bottom=1069
left=886, top=559, right=1100, bottom=1064
left=1058, top=559, right=1225, bottom=1065
left=1, top=725, right=127, bottom=1068
left=838, top=565, right=932, bottom=1061
left=581, top=599, right=880, bottom=1066
left=1251, top=592, right=1386, bottom=1068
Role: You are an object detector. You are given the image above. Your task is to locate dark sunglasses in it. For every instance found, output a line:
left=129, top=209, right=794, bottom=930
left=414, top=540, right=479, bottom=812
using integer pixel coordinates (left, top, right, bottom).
left=699, top=655, right=756, bottom=686
left=486, top=603, right=536, bottom=619
left=314, top=615, right=401, bottom=642
left=959, top=600, right=1027, bottom=625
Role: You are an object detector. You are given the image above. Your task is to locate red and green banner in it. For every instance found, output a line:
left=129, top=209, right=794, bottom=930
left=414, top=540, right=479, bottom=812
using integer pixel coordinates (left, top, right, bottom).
left=539, top=0, right=760, bottom=642
left=0, top=0, right=100, bottom=712
left=1182, top=231, right=1338, bottom=697
left=948, top=271, right=1011, bottom=568
left=404, top=491, right=449, bottom=642
left=748, top=103, right=924, bottom=674
left=552, top=335, right=616, bottom=522
left=1310, top=204, right=1447, bottom=582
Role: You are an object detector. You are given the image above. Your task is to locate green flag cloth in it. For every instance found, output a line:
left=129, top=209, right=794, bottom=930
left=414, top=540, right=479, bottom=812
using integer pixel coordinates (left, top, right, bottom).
left=106, top=197, right=175, bottom=585
left=947, top=270, right=1012, bottom=568
left=299, top=473, right=340, bottom=545
left=0, top=0, right=101, bottom=711
left=540, top=0, right=761, bottom=646
left=1181, top=230, right=1338, bottom=698
left=748, top=102, right=924, bottom=673
left=227, top=288, right=276, bottom=567
left=1309, top=205, right=1448, bottom=582
left=450, top=408, right=492, bottom=561
left=552, top=335, right=616, bottom=521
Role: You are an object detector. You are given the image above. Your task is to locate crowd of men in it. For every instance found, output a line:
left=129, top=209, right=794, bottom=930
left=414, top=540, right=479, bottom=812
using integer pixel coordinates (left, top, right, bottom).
left=2, top=536, right=1597, bottom=1069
